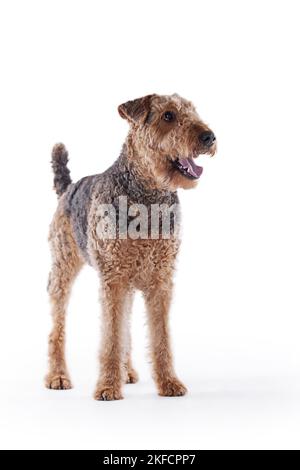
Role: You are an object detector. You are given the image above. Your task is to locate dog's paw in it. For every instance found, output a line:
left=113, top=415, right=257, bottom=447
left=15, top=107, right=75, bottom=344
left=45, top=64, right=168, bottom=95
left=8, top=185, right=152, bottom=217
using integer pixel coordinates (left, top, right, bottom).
left=125, top=368, right=139, bottom=384
left=45, top=374, right=73, bottom=390
left=158, top=377, right=187, bottom=397
left=94, top=385, right=123, bottom=401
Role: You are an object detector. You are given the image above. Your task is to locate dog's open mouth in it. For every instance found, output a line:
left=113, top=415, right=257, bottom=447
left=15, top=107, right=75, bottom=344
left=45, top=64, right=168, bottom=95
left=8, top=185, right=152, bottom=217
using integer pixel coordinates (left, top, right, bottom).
left=172, top=158, right=203, bottom=180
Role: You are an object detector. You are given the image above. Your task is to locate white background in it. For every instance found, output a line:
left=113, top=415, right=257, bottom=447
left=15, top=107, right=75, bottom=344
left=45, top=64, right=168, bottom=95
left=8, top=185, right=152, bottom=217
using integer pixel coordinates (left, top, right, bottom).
left=0, top=0, right=300, bottom=450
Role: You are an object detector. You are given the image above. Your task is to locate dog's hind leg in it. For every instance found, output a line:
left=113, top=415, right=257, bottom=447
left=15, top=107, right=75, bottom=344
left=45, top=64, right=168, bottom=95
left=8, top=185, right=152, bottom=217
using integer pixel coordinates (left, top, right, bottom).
left=45, top=209, right=83, bottom=390
left=123, top=290, right=138, bottom=384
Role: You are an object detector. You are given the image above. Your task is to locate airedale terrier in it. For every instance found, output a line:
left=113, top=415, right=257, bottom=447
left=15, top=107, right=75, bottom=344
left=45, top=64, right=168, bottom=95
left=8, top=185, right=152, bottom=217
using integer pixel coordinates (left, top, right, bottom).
left=45, top=93, right=216, bottom=400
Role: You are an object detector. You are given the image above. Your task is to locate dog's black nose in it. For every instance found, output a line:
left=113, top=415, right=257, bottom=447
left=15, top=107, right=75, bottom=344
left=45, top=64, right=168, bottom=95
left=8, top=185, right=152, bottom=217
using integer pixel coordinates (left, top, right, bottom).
left=199, top=131, right=216, bottom=147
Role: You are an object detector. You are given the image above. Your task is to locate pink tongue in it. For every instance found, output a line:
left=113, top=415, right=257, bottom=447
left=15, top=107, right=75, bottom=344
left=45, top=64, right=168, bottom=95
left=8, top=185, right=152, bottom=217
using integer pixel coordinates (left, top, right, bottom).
left=179, top=158, right=203, bottom=178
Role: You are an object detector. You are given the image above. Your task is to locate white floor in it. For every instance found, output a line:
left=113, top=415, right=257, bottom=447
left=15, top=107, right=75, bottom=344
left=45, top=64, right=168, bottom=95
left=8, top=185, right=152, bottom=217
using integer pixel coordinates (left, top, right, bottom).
left=2, top=352, right=300, bottom=450
left=2, top=264, right=300, bottom=450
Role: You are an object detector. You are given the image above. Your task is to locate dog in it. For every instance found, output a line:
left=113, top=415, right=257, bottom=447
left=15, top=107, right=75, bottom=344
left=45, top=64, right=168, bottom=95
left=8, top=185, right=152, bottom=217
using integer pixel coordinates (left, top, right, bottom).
left=45, top=93, right=216, bottom=400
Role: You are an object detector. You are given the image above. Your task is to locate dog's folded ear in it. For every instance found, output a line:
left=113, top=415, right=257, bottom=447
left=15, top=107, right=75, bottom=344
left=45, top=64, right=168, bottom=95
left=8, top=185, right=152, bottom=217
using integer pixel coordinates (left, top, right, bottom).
left=118, top=95, right=155, bottom=124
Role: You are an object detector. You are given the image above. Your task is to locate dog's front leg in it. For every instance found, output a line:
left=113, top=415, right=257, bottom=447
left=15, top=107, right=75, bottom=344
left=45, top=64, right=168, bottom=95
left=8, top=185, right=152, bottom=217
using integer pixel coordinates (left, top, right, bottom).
left=94, top=279, right=127, bottom=401
left=144, top=281, right=187, bottom=397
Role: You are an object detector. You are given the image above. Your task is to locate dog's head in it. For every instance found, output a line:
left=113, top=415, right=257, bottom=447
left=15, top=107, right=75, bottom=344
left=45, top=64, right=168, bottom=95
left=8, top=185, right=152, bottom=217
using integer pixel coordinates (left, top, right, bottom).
left=118, top=93, right=216, bottom=190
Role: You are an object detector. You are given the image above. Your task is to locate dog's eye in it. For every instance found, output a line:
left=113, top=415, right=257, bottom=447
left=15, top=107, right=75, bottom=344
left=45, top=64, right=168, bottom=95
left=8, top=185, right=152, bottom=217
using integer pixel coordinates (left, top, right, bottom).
left=163, top=111, right=175, bottom=122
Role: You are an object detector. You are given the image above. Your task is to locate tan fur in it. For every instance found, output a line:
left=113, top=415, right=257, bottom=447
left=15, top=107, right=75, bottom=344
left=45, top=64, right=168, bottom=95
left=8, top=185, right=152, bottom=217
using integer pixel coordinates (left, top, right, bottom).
left=46, top=94, right=216, bottom=400
left=46, top=200, right=84, bottom=389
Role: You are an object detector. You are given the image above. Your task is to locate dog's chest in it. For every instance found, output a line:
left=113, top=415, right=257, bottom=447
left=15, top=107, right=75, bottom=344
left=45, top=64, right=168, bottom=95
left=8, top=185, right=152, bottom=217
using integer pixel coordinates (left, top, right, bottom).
left=133, top=238, right=180, bottom=289
left=92, top=238, right=180, bottom=288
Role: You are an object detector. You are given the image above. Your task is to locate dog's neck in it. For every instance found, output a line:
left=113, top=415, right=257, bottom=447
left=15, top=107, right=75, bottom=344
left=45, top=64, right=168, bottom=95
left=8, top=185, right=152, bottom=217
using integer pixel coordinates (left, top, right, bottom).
left=114, top=141, right=178, bottom=206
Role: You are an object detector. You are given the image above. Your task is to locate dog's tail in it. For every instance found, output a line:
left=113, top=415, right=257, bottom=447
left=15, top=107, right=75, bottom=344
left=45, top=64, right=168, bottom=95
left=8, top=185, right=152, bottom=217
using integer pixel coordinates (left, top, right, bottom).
left=51, top=143, right=72, bottom=196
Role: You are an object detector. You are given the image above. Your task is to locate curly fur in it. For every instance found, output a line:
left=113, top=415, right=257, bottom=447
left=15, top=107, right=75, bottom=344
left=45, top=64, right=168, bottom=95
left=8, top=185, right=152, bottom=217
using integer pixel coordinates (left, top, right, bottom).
left=45, top=93, right=216, bottom=400
left=51, top=143, right=72, bottom=196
